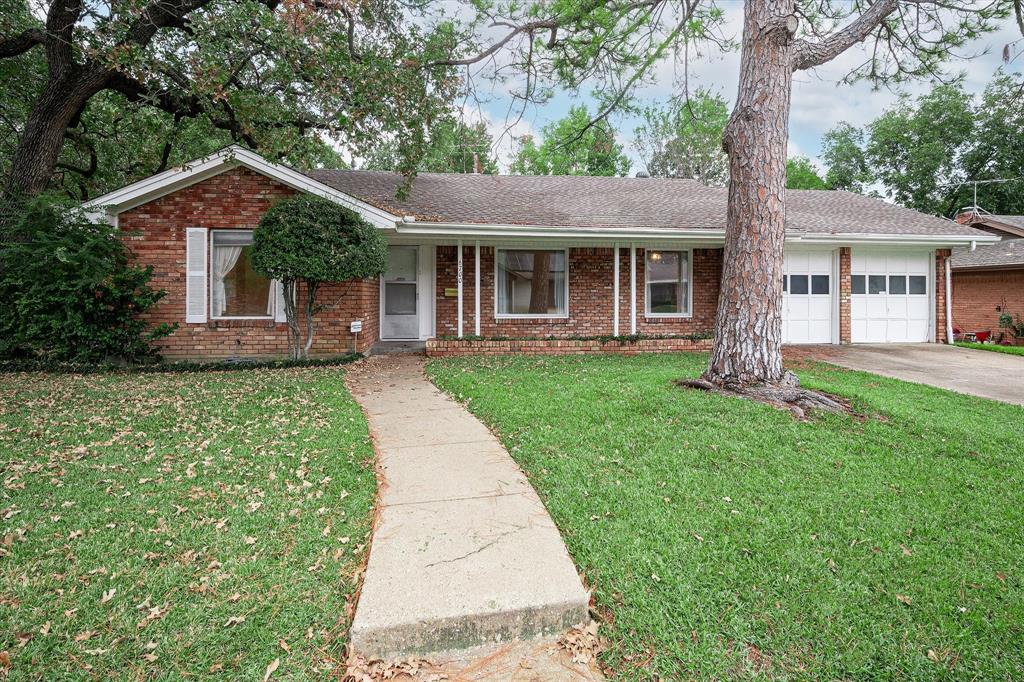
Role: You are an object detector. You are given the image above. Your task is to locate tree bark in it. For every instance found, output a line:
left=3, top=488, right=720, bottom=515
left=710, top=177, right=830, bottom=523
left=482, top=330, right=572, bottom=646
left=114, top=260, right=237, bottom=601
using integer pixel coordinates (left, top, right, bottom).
left=704, top=0, right=797, bottom=386
left=528, top=250, right=551, bottom=314
left=303, top=280, right=319, bottom=359
left=4, top=70, right=107, bottom=199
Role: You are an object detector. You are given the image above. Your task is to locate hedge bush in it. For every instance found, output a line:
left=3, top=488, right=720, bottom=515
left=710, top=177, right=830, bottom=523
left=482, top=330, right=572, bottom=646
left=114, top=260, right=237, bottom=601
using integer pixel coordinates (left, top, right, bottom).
left=0, top=198, right=174, bottom=362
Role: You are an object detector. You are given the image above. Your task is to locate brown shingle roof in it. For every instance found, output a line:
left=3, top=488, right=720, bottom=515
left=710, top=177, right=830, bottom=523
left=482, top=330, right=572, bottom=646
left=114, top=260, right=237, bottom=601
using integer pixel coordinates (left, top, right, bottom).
left=305, top=170, right=988, bottom=237
left=952, top=239, right=1024, bottom=269
left=980, top=215, right=1024, bottom=231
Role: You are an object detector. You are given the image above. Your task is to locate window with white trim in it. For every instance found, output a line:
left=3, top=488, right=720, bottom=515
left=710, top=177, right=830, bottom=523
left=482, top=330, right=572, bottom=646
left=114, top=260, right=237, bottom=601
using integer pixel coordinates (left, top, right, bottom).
left=210, top=230, right=274, bottom=319
left=495, top=248, right=568, bottom=317
left=645, top=250, right=691, bottom=316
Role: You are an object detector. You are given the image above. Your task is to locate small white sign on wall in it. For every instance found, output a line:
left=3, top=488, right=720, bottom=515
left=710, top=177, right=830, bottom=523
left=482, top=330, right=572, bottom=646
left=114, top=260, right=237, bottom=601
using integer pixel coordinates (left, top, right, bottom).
left=350, top=320, right=363, bottom=334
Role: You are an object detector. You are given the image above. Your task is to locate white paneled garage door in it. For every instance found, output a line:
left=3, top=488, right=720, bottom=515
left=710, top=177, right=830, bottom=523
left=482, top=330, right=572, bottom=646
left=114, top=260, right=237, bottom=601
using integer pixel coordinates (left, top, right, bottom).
left=851, top=251, right=932, bottom=343
left=783, top=250, right=835, bottom=344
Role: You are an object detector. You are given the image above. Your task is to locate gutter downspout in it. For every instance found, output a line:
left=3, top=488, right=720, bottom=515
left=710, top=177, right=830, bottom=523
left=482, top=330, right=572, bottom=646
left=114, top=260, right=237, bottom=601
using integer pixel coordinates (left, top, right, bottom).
left=945, top=257, right=953, bottom=344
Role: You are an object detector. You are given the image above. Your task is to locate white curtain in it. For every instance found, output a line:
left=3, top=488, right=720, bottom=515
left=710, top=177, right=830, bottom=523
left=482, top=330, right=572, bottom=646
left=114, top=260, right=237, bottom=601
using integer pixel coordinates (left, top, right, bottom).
left=267, top=281, right=278, bottom=316
left=497, top=253, right=510, bottom=313
left=552, top=252, right=567, bottom=313
left=212, top=245, right=242, bottom=317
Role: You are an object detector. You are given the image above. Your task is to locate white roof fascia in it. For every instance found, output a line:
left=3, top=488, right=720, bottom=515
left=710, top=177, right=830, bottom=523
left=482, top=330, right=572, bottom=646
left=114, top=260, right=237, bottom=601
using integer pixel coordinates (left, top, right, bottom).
left=787, top=232, right=1001, bottom=247
left=395, top=221, right=997, bottom=247
left=395, top=221, right=728, bottom=241
left=83, top=146, right=401, bottom=230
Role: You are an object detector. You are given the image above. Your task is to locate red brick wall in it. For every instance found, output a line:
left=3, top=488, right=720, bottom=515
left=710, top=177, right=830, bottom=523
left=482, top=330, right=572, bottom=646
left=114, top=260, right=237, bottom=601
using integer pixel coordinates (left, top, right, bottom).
left=934, top=249, right=951, bottom=343
left=838, top=247, right=852, bottom=343
left=435, top=246, right=720, bottom=338
left=119, top=167, right=378, bottom=359
left=427, top=336, right=713, bottom=356
left=952, top=268, right=1024, bottom=337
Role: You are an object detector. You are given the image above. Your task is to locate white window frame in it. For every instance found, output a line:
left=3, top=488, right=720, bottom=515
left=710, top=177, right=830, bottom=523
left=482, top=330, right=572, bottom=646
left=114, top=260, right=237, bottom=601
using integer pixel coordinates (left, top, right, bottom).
left=209, top=229, right=275, bottom=321
left=644, top=248, right=693, bottom=318
left=493, top=247, right=570, bottom=320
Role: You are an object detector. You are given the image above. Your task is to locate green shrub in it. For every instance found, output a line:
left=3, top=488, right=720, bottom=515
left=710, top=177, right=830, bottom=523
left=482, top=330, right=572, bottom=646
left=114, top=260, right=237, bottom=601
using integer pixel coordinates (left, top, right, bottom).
left=999, top=311, right=1024, bottom=338
left=0, top=198, right=174, bottom=362
left=251, top=195, right=387, bottom=359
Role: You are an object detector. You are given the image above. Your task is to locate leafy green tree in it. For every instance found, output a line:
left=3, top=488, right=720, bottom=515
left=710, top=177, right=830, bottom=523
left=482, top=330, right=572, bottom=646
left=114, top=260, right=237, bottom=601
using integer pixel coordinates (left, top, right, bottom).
left=822, top=74, right=1024, bottom=216
left=510, top=106, right=630, bottom=176
left=786, top=156, right=828, bottom=189
left=251, top=196, right=387, bottom=359
left=0, top=198, right=174, bottom=362
left=0, top=0, right=458, bottom=204
left=821, top=123, right=871, bottom=193
left=865, top=83, right=975, bottom=215
left=633, top=91, right=729, bottom=185
left=364, top=118, right=498, bottom=174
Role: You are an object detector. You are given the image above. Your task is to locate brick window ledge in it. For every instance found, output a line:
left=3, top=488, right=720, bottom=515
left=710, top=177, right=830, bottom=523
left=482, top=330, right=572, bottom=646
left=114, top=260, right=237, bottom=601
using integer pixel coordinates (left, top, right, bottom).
left=205, top=319, right=283, bottom=329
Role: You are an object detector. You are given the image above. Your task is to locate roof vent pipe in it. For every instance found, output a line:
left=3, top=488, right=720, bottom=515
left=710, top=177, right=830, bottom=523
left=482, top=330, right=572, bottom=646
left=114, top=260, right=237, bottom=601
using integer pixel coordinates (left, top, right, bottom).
left=635, top=171, right=650, bottom=178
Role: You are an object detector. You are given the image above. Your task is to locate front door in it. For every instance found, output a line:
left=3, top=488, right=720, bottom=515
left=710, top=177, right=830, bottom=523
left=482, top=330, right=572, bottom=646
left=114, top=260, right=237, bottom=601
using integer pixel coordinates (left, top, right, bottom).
left=381, top=246, right=419, bottom=339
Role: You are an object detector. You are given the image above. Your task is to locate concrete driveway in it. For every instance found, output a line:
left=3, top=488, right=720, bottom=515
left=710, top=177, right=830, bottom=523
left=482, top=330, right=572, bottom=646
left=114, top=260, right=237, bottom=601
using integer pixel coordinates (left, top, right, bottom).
left=800, top=344, right=1024, bottom=406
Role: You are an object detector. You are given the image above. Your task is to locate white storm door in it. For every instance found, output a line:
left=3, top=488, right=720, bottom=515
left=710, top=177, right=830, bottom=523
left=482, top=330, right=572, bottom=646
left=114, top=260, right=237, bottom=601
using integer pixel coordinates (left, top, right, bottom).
left=381, top=246, right=419, bottom=339
left=783, top=250, right=834, bottom=344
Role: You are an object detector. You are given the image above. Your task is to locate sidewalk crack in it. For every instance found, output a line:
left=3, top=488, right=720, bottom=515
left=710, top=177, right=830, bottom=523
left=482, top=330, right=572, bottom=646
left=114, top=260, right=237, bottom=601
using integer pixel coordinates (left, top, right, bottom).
left=424, top=525, right=526, bottom=568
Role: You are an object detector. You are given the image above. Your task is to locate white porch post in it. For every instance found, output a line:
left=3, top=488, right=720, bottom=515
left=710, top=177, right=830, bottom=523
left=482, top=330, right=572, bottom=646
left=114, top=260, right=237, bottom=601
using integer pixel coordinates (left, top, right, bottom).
left=474, top=241, right=481, bottom=337
left=612, top=243, right=620, bottom=336
left=457, top=240, right=464, bottom=338
left=629, top=242, right=637, bottom=334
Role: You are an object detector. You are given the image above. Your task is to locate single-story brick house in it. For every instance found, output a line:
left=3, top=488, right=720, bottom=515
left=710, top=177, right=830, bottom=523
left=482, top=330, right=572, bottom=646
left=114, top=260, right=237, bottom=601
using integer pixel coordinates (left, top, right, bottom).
left=951, top=212, right=1024, bottom=341
left=84, top=146, right=996, bottom=359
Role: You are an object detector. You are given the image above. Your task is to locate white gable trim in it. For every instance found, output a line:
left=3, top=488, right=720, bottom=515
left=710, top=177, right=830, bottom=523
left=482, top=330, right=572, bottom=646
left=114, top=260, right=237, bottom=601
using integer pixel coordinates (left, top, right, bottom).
left=83, top=145, right=400, bottom=230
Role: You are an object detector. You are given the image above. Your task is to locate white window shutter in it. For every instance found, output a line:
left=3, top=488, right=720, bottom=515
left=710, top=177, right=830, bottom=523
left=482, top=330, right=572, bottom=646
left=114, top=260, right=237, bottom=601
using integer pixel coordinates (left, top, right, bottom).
left=274, top=281, right=288, bottom=323
left=185, top=228, right=208, bottom=323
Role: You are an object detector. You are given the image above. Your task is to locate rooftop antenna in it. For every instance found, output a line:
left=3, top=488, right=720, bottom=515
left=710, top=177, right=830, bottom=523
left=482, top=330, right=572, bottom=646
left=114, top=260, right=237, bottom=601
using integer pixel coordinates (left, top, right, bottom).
left=952, top=176, right=1024, bottom=219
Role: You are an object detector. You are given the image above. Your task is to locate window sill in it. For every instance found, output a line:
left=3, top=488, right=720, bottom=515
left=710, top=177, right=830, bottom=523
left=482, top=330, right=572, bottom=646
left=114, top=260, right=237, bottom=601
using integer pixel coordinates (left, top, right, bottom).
left=645, top=313, right=693, bottom=319
left=495, top=316, right=570, bottom=323
left=206, top=318, right=281, bottom=329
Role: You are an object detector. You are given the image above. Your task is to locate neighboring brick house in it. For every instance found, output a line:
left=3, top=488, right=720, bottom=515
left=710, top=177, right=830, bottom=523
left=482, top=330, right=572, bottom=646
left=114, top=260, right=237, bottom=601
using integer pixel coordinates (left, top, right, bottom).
left=951, top=211, right=1024, bottom=342
left=85, top=147, right=995, bottom=359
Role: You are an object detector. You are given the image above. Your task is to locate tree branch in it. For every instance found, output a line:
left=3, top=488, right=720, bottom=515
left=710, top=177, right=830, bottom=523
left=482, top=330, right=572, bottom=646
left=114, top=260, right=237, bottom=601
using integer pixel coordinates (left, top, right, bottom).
left=124, top=0, right=219, bottom=48
left=0, top=28, right=45, bottom=59
left=44, top=0, right=85, bottom=69
left=427, top=18, right=562, bottom=67
left=791, top=0, right=900, bottom=72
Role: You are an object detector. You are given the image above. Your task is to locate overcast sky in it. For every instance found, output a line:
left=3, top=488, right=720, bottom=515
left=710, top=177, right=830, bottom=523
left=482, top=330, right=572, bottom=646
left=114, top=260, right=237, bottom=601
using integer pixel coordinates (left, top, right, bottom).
left=464, top=10, right=1023, bottom=174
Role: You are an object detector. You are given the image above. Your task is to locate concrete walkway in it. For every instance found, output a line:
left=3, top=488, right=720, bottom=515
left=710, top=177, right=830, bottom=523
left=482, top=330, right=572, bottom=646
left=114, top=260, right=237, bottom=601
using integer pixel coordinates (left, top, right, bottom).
left=795, top=343, right=1024, bottom=406
left=345, top=354, right=590, bottom=660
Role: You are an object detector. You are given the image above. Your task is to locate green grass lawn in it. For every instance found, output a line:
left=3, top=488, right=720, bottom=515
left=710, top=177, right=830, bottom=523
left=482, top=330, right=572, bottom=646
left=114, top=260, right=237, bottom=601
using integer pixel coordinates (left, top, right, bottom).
left=428, top=354, right=1024, bottom=680
left=955, top=341, right=1024, bottom=356
left=0, top=367, right=375, bottom=679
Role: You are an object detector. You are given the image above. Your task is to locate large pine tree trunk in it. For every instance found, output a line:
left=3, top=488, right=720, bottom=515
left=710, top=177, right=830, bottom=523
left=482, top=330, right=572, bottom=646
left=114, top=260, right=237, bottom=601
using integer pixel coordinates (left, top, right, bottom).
left=704, top=0, right=797, bottom=387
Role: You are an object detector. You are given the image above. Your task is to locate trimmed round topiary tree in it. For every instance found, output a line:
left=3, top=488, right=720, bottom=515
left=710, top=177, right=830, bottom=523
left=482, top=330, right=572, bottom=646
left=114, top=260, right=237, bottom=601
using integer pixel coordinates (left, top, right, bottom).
left=251, top=195, right=387, bottom=359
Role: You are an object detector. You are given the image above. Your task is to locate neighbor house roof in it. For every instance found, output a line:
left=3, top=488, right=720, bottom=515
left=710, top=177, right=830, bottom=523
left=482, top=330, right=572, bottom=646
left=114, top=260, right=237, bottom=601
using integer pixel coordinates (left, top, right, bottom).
left=952, top=239, right=1024, bottom=270
left=307, top=169, right=987, bottom=237
left=986, top=215, right=1024, bottom=231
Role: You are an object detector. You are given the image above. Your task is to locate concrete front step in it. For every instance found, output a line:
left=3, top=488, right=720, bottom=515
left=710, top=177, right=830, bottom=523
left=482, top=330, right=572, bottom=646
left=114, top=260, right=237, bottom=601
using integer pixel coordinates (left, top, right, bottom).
left=346, top=355, right=590, bottom=659
left=350, top=492, right=590, bottom=657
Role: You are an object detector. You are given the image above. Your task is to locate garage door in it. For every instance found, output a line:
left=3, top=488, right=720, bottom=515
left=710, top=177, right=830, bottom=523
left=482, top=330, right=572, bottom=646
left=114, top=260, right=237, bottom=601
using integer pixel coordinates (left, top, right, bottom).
left=851, top=252, right=931, bottom=343
left=783, top=250, right=835, bottom=344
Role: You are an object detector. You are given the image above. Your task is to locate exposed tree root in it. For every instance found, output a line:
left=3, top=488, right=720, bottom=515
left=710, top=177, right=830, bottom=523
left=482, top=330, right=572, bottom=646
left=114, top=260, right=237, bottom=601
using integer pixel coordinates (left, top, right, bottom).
left=679, top=371, right=856, bottom=420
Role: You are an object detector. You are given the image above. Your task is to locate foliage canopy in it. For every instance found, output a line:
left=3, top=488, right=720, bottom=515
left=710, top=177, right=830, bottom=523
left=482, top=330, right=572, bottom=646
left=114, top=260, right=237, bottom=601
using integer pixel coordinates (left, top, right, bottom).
left=821, top=73, right=1024, bottom=216
left=510, top=106, right=630, bottom=176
